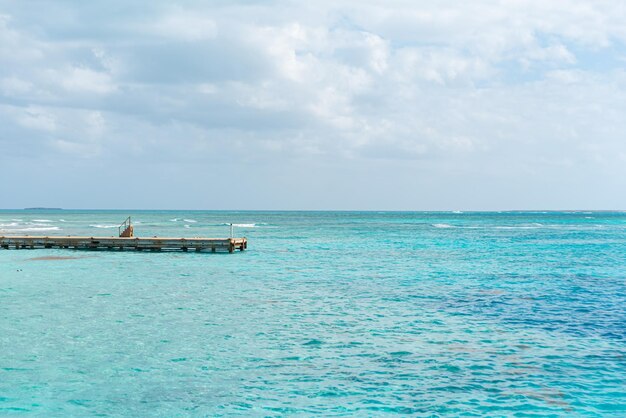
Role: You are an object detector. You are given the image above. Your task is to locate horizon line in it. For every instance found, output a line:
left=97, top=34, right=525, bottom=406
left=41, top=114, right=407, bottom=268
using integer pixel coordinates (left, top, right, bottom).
left=2, top=208, right=625, bottom=213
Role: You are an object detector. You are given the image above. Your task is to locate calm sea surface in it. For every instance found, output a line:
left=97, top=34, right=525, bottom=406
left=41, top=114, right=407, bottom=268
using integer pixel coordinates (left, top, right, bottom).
left=1, top=210, right=625, bottom=416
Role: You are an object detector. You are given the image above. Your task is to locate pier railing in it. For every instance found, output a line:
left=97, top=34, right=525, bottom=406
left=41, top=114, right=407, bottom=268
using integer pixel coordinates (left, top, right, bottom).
left=118, top=216, right=132, bottom=237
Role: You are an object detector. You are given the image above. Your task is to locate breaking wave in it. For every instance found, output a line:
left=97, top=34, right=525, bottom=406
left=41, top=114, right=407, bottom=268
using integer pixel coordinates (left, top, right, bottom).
left=5, top=226, right=61, bottom=232
left=222, top=222, right=267, bottom=228
left=0, top=222, right=20, bottom=228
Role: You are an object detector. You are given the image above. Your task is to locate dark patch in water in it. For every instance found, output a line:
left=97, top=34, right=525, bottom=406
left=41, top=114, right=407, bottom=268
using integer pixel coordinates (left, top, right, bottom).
left=27, top=256, right=96, bottom=261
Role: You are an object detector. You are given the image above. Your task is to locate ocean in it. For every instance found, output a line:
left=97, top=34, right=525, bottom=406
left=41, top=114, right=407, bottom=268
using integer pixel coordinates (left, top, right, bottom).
left=1, top=210, right=625, bottom=416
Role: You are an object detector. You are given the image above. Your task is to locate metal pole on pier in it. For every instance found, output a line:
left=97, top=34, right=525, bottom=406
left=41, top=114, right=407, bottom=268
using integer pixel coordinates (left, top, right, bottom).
left=230, top=223, right=234, bottom=238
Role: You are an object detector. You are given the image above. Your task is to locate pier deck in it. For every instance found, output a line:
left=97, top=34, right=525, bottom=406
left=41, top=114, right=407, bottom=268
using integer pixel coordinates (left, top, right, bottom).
left=0, top=236, right=247, bottom=253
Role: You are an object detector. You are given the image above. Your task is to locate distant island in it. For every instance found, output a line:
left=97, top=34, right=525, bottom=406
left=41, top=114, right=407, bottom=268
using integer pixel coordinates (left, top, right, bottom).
left=24, top=207, right=63, bottom=210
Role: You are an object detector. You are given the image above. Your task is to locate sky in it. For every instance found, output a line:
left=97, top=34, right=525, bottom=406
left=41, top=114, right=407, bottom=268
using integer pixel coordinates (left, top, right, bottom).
left=1, top=0, right=626, bottom=210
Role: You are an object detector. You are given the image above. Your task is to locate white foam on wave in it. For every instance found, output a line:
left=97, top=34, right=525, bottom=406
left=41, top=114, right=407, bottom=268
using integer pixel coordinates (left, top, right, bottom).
left=223, top=222, right=267, bottom=227
left=0, top=222, right=20, bottom=227
left=32, top=219, right=53, bottom=223
left=494, top=226, right=542, bottom=230
left=184, top=224, right=191, bottom=228
left=452, top=211, right=463, bottom=214
left=183, top=219, right=197, bottom=223
left=90, top=224, right=118, bottom=229
left=170, top=218, right=179, bottom=222
left=7, top=226, right=61, bottom=232
left=433, top=223, right=454, bottom=228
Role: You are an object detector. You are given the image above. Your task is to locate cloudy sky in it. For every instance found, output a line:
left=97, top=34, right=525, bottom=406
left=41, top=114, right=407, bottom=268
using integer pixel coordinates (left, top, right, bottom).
left=1, top=0, right=625, bottom=210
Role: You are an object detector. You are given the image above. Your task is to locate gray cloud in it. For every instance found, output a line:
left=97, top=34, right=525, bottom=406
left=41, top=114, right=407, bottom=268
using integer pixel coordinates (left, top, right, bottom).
left=1, top=0, right=626, bottom=209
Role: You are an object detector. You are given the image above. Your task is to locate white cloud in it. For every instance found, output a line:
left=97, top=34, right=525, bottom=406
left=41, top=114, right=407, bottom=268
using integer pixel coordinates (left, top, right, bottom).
left=148, top=11, right=217, bottom=41
left=198, top=83, right=217, bottom=94
left=0, top=13, right=44, bottom=62
left=15, top=106, right=57, bottom=132
left=86, top=111, right=106, bottom=137
left=0, top=76, right=33, bottom=95
left=51, top=138, right=102, bottom=158
left=2, top=0, right=626, bottom=208
left=56, top=67, right=116, bottom=94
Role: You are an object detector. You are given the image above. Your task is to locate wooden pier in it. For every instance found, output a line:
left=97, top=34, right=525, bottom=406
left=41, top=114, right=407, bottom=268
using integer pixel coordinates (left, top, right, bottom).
left=0, top=217, right=247, bottom=253
left=0, top=236, right=247, bottom=253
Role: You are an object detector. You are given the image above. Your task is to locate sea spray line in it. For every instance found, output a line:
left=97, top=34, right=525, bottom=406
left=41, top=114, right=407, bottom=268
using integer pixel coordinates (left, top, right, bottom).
left=5, top=226, right=62, bottom=232
left=432, top=223, right=455, bottom=228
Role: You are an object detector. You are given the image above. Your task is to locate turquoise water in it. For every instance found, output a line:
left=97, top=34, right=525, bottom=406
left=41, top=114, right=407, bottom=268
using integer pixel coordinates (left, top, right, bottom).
left=1, top=210, right=625, bottom=416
